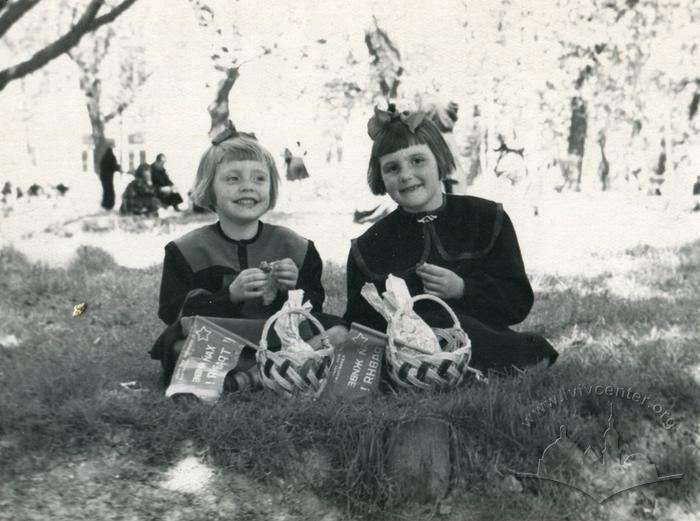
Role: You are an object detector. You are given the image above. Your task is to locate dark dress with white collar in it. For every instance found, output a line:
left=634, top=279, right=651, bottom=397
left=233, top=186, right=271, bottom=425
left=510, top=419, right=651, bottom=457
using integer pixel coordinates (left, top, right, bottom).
left=344, top=194, right=557, bottom=375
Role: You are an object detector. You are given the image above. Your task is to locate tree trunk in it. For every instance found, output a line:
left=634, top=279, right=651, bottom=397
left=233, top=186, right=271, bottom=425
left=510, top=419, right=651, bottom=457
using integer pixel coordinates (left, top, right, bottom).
left=364, top=18, right=403, bottom=103
left=207, top=66, right=240, bottom=140
left=465, top=104, right=482, bottom=186
left=20, top=78, right=37, bottom=166
left=385, top=418, right=455, bottom=503
left=597, top=131, right=610, bottom=191
left=81, top=77, right=108, bottom=174
left=567, top=96, right=587, bottom=191
left=655, top=138, right=667, bottom=177
left=78, top=76, right=113, bottom=210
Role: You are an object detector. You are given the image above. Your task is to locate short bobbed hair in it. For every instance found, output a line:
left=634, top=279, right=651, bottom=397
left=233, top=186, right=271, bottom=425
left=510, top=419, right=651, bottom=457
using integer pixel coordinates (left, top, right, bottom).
left=191, top=136, right=281, bottom=212
left=367, top=117, right=456, bottom=195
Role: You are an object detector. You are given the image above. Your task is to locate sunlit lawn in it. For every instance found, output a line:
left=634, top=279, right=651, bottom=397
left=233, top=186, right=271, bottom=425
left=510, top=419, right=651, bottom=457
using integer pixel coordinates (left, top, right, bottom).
left=0, top=240, right=698, bottom=520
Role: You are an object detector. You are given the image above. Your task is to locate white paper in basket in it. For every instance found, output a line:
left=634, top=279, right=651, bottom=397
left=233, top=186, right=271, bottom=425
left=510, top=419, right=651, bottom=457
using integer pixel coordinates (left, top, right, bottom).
left=360, top=275, right=440, bottom=355
left=273, top=290, right=316, bottom=364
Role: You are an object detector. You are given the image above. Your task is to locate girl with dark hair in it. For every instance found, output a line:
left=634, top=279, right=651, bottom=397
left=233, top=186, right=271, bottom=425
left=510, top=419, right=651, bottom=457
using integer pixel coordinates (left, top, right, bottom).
left=344, top=106, right=558, bottom=380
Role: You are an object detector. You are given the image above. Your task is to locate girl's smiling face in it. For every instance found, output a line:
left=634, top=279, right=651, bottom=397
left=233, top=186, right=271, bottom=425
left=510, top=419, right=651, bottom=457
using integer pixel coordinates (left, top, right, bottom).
left=213, top=160, right=271, bottom=225
left=379, top=144, right=443, bottom=213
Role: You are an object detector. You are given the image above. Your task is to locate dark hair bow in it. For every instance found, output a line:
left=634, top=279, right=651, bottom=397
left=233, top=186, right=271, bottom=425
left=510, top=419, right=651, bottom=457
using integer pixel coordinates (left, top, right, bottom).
left=211, top=120, right=257, bottom=145
left=367, top=104, right=427, bottom=140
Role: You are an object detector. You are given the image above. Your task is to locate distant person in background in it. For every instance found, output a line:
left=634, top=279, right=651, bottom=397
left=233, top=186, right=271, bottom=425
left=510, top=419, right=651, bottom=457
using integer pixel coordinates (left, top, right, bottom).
left=27, top=184, right=44, bottom=197
left=283, top=142, right=310, bottom=181
left=99, top=146, right=121, bottom=210
left=150, top=153, right=183, bottom=210
left=693, top=175, right=700, bottom=212
left=119, top=163, right=159, bottom=217
left=54, top=183, right=70, bottom=197
left=1, top=181, right=11, bottom=203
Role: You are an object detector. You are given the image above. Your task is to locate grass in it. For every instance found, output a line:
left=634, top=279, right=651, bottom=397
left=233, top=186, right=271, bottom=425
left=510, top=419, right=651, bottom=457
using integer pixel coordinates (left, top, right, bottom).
left=0, top=241, right=699, bottom=520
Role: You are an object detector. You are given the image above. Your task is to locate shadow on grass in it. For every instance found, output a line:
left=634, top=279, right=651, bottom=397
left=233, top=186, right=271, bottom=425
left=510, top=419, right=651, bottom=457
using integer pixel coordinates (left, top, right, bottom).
left=0, top=241, right=698, bottom=519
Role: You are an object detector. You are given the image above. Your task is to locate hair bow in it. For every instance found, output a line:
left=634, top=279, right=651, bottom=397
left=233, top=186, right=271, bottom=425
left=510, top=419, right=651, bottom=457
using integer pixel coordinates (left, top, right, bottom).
left=211, top=120, right=257, bottom=145
left=367, top=104, right=426, bottom=140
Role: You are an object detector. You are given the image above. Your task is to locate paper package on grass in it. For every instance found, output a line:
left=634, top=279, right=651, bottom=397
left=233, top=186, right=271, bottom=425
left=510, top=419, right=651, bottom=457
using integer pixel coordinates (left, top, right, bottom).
left=273, top=289, right=316, bottom=364
left=361, top=275, right=440, bottom=355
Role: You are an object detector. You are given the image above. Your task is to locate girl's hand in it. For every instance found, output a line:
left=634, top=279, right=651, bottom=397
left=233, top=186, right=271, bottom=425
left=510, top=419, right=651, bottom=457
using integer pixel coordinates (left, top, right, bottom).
left=272, top=258, right=299, bottom=290
left=415, top=263, right=465, bottom=300
left=229, top=268, right=268, bottom=302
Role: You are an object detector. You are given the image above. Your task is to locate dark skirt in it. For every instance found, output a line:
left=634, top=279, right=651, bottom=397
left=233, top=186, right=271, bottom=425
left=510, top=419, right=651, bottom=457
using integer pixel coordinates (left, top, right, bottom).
left=456, top=314, right=558, bottom=375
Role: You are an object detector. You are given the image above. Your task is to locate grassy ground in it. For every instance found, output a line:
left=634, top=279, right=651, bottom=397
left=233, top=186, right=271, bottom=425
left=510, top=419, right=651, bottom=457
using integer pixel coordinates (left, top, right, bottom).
left=0, top=241, right=699, bottom=520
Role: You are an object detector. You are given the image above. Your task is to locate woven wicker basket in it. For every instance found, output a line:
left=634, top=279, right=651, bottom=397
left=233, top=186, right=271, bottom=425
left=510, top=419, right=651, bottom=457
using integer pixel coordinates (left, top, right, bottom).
left=385, top=294, right=481, bottom=391
left=256, top=308, right=334, bottom=398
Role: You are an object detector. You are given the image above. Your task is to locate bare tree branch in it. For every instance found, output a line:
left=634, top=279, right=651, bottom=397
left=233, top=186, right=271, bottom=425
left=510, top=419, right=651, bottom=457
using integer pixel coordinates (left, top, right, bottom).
left=0, top=0, right=41, bottom=40
left=0, top=0, right=139, bottom=92
left=87, top=0, right=138, bottom=31
left=0, top=0, right=103, bottom=91
left=104, top=70, right=152, bottom=122
left=104, top=101, right=127, bottom=123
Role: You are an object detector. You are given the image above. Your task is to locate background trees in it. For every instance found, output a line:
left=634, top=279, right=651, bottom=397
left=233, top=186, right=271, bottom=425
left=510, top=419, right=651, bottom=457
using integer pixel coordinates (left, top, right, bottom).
left=2, top=0, right=699, bottom=199
left=0, top=0, right=138, bottom=92
left=68, top=21, right=150, bottom=175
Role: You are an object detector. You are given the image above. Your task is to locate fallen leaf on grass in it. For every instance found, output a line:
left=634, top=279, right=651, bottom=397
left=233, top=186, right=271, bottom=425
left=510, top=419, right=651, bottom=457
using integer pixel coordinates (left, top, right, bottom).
left=72, top=302, right=88, bottom=317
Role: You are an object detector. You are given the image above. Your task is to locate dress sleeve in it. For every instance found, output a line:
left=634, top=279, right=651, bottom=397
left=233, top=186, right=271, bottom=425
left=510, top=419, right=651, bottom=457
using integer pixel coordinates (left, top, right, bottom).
left=458, top=209, right=534, bottom=326
left=296, top=240, right=325, bottom=312
left=343, top=245, right=387, bottom=331
left=157, top=242, right=240, bottom=324
left=158, top=243, right=193, bottom=324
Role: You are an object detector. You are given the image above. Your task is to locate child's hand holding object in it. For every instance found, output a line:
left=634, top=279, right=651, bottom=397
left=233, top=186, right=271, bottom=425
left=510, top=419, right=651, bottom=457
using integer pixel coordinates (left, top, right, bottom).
left=229, top=268, right=268, bottom=302
left=416, top=263, right=465, bottom=300
left=259, top=261, right=278, bottom=305
left=259, top=258, right=298, bottom=305
left=271, top=258, right=299, bottom=290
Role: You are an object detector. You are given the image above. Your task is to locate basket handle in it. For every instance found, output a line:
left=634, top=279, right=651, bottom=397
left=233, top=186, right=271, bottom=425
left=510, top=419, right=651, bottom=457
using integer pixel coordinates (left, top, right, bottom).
left=258, top=307, right=330, bottom=352
left=396, top=294, right=462, bottom=329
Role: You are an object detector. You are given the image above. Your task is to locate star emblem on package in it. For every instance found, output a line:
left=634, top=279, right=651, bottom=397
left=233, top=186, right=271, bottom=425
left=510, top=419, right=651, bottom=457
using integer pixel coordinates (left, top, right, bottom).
left=194, top=325, right=212, bottom=342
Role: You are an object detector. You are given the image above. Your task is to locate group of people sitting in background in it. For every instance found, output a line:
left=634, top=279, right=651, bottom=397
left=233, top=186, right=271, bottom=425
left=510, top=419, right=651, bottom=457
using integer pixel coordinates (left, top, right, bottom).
left=98, top=146, right=184, bottom=217
left=1, top=181, right=70, bottom=203
left=119, top=153, right=184, bottom=216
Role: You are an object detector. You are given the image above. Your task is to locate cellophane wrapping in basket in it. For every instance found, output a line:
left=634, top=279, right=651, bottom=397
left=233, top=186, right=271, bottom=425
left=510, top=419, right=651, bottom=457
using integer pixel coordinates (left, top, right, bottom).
left=361, top=275, right=440, bottom=355
left=273, top=289, right=316, bottom=363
